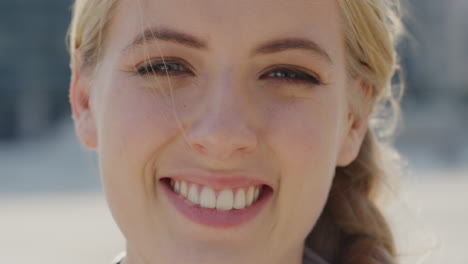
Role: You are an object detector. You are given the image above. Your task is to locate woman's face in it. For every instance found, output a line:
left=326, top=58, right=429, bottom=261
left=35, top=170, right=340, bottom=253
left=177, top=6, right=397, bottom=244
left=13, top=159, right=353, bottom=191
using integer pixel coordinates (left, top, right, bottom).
left=71, top=0, right=367, bottom=263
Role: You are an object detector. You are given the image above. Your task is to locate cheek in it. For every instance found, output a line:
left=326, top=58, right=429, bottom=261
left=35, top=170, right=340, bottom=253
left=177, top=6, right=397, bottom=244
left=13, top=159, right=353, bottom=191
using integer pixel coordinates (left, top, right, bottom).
left=95, top=78, right=179, bottom=202
left=267, top=96, right=342, bottom=178
left=264, top=94, right=343, bottom=240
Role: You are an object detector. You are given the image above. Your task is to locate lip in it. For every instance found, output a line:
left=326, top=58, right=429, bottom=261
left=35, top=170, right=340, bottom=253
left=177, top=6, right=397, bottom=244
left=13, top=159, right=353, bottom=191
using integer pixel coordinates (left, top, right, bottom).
left=160, top=179, right=273, bottom=228
left=159, top=171, right=275, bottom=191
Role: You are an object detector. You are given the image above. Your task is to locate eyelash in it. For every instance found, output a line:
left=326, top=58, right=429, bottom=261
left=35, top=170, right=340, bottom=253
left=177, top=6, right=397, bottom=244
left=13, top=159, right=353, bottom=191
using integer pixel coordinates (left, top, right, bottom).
left=135, top=59, right=322, bottom=85
left=260, top=66, right=322, bottom=85
left=136, top=59, right=193, bottom=77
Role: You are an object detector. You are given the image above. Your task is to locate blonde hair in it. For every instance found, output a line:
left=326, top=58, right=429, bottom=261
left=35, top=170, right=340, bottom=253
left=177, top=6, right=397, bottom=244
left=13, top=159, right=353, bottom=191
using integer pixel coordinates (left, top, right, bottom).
left=68, top=0, right=118, bottom=71
left=68, top=1, right=404, bottom=263
left=307, top=1, right=404, bottom=263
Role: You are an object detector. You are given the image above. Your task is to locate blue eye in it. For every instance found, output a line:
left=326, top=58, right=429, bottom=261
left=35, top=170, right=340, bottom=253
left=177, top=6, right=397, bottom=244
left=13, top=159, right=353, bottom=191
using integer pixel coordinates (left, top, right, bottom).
left=261, top=67, right=322, bottom=85
left=136, top=59, right=192, bottom=76
left=135, top=60, right=322, bottom=86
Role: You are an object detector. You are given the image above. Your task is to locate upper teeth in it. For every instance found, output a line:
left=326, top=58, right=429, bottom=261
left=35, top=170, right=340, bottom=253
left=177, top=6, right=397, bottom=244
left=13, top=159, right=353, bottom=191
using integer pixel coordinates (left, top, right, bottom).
left=170, top=179, right=262, bottom=210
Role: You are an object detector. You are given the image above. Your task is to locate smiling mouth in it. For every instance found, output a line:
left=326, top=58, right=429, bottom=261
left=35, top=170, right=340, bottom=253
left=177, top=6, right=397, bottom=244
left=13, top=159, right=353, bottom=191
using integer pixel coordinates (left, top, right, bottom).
left=161, top=178, right=267, bottom=211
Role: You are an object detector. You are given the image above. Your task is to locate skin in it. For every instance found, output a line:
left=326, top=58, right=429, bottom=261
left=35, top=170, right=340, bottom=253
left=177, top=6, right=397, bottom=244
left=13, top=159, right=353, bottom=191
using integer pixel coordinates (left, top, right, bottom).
left=70, top=0, right=370, bottom=263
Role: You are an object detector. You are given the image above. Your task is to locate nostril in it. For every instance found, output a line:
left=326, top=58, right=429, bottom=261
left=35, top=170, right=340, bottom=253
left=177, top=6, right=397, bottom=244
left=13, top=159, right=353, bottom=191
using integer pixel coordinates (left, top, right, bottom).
left=185, top=114, right=258, bottom=160
left=193, top=143, right=204, bottom=151
left=192, top=143, right=208, bottom=155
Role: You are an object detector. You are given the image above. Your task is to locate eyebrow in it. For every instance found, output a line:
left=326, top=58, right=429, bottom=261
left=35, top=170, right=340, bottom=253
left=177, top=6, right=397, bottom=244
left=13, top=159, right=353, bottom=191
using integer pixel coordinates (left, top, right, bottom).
left=124, top=27, right=332, bottom=63
left=124, top=27, right=207, bottom=52
left=253, top=38, right=332, bottom=64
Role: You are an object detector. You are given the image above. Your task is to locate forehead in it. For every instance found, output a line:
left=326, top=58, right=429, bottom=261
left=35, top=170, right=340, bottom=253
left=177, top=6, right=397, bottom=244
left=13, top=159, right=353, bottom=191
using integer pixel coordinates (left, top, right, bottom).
left=107, top=0, right=343, bottom=59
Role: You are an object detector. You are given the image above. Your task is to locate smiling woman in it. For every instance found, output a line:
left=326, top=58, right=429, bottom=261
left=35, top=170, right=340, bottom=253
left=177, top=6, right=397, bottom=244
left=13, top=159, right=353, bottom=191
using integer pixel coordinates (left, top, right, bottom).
left=68, top=0, right=404, bottom=264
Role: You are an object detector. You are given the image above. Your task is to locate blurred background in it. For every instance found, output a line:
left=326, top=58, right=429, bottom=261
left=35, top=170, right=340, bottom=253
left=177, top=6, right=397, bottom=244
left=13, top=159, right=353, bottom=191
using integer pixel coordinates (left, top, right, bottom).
left=0, top=0, right=467, bottom=263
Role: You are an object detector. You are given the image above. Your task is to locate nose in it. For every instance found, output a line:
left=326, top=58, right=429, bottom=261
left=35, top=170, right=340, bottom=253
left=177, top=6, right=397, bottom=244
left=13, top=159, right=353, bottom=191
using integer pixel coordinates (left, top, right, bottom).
left=186, top=88, right=258, bottom=161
